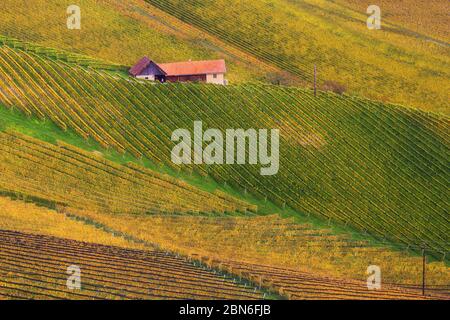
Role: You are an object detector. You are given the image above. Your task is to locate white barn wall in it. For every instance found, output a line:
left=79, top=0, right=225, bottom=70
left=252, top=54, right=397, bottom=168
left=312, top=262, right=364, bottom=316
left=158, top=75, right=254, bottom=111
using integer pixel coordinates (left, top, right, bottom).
left=206, top=73, right=225, bottom=85
left=137, top=74, right=155, bottom=81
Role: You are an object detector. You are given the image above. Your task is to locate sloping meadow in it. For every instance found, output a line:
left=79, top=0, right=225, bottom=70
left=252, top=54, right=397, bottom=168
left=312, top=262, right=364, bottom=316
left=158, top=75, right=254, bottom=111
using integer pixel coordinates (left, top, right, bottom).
left=0, top=44, right=448, bottom=258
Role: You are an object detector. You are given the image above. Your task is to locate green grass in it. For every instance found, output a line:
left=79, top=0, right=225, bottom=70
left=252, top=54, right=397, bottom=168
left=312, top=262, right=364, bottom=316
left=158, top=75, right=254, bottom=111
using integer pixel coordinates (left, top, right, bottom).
left=0, top=102, right=401, bottom=254
left=2, top=0, right=448, bottom=113
left=0, top=35, right=127, bottom=72
left=0, top=0, right=279, bottom=84
left=144, top=0, right=450, bottom=114
left=0, top=42, right=448, bottom=258
left=0, top=103, right=288, bottom=215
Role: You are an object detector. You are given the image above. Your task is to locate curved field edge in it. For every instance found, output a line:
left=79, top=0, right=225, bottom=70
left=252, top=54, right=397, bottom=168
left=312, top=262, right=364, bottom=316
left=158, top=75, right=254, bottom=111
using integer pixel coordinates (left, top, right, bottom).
left=1, top=196, right=446, bottom=299
left=0, top=128, right=447, bottom=297
left=0, top=44, right=447, bottom=258
left=0, top=103, right=383, bottom=242
left=0, top=102, right=448, bottom=275
left=2, top=105, right=446, bottom=283
left=143, top=0, right=450, bottom=114
left=0, top=196, right=145, bottom=249
left=0, top=227, right=274, bottom=300
left=0, top=0, right=288, bottom=84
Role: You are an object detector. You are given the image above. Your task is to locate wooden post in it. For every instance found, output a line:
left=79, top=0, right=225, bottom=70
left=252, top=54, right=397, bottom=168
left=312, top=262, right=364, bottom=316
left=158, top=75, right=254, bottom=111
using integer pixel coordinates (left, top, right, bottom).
left=314, top=64, right=317, bottom=97
left=422, top=246, right=426, bottom=296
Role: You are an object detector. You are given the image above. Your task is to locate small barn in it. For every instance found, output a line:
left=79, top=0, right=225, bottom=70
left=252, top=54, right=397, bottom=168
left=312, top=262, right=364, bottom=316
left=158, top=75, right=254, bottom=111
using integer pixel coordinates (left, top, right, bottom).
left=129, top=57, right=227, bottom=85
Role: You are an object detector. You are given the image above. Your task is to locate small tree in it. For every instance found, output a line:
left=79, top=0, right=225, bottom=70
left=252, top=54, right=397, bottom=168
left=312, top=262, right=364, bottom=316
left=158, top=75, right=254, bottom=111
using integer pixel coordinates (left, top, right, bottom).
left=266, top=72, right=289, bottom=85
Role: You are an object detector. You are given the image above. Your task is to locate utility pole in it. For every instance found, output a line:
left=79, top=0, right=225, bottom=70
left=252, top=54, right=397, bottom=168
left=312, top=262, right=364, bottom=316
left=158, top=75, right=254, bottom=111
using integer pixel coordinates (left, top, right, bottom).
left=422, top=245, right=426, bottom=296
left=314, top=64, right=317, bottom=97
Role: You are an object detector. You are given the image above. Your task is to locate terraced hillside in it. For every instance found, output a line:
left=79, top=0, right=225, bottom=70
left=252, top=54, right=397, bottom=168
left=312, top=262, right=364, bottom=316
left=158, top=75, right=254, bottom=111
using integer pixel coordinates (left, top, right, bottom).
left=1, top=1, right=448, bottom=112
left=215, top=261, right=448, bottom=300
left=72, top=211, right=450, bottom=292
left=145, top=0, right=450, bottom=113
left=0, top=196, right=146, bottom=249
left=0, top=0, right=282, bottom=83
left=0, top=198, right=447, bottom=300
left=334, top=0, right=450, bottom=42
left=0, top=43, right=448, bottom=258
left=1, top=110, right=448, bottom=297
left=0, top=130, right=253, bottom=215
left=1, top=208, right=447, bottom=300
left=0, top=36, right=126, bottom=72
left=0, top=230, right=266, bottom=300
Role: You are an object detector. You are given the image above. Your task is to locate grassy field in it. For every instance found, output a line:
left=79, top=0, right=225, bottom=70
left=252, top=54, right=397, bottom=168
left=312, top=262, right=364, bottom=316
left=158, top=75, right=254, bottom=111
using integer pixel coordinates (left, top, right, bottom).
left=144, top=0, right=450, bottom=114
left=1, top=1, right=448, bottom=113
left=0, top=129, right=254, bottom=215
left=0, top=228, right=268, bottom=299
left=0, top=197, right=143, bottom=249
left=0, top=0, right=285, bottom=84
left=0, top=43, right=448, bottom=258
left=72, top=210, right=450, bottom=289
left=334, top=0, right=450, bottom=43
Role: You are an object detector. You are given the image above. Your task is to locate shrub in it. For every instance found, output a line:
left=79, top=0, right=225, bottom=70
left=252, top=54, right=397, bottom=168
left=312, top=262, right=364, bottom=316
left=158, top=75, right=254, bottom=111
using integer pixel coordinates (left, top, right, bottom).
left=322, top=80, right=346, bottom=94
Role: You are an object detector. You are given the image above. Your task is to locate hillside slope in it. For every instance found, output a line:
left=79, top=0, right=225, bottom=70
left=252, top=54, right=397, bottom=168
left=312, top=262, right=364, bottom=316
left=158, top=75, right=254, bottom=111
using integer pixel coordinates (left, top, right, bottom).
left=2, top=1, right=448, bottom=113
left=0, top=196, right=144, bottom=249
left=0, top=43, right=448, bottom=257
left=75, top=210, right=449, bottom=290
left=334, top=0, right=450, bottom=43
left=0, top=0, right=287, bottom=83
left=2, top=221, right=445, bottom=300
left=0, top=229, right=266, bottom=299
left=145, top=0, right=450, bottom=114
left=0, top=130, right=253, bottom=215
left=1, top=95, right=448, bottom=292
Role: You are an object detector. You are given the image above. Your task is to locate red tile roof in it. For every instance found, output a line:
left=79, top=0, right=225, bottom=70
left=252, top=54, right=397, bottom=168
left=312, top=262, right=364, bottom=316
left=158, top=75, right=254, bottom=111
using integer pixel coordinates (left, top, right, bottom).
left=158, top=59, right=226, bottom=76
left=129, top=58, right=226, bottom=77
